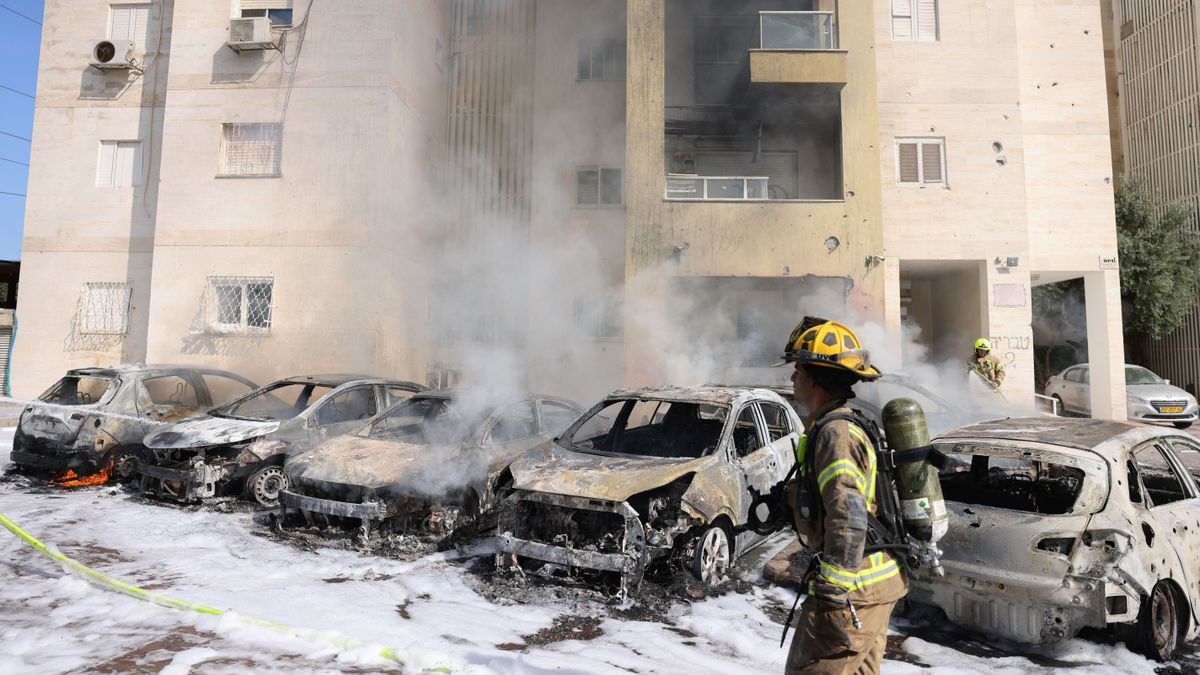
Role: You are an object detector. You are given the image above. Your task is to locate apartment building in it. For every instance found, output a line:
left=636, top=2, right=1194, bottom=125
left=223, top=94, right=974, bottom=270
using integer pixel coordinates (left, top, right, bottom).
left=14, top=0, right=1127, bottom=418
left=1106, top=1, right=1200, bottom=396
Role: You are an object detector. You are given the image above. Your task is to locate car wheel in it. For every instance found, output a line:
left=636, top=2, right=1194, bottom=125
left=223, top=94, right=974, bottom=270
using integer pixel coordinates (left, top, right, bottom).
left=690, top=523, right=731, bottom=585
left=1052, top=395, right=1065, bottom=416
left=1131, top=581, right=1182, bottom=661
left=111, top=449, right=141, bottom=483
left=1174, top=421, right=1193, bottom=430
left=245, top=465, right=288, bottom=508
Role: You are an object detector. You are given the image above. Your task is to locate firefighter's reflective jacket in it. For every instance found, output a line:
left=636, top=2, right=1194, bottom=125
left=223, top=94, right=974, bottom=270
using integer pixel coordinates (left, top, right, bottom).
left=788, top=400, right=908, bottom=606
left=971, top=352, right=1006, bottom=388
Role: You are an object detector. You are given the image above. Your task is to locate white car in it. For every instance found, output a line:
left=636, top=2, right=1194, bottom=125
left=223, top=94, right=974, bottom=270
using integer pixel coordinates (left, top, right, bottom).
left=909, top=417, right=1200, bottom=661
left=1044, top=363, right=1199, bottom=429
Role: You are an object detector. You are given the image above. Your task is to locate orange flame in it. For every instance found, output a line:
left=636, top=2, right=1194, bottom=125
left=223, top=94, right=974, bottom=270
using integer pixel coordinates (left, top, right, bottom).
left=52, top=458, right=113, bottom=487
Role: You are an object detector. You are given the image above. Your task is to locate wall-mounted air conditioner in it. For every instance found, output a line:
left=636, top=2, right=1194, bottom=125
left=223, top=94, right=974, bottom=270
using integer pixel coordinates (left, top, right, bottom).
left=227, top=17, right=277, bottom=53
left=89, top=40, right=139, bottom=71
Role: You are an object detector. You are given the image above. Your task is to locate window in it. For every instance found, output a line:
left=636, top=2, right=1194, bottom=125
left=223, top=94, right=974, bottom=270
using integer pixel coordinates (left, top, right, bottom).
left=109, top=4, right=151, bottom=50
left=573, top=295, right=623, bottom=339
left=316, top=387, right=377, bottom=426
left=142, top=375, right=200, bottom=408
left=938, top=444, right=1098, bottom=515
left=1064, top=367, right=1083, bottom=383
left=226, top=382, right=332, bottom=420
left=563, top=399, right=728, bottom=459
left=240, top=0, right=293, bottom=26
left=490, top=401, right=538, bottom=443
left=38, top=376, right=116, bottom=406
left=1132, top=443, right=1192, bottom=507
left=219, top=123, right=282, bottom=177
left=97, top=141, right=142, bottom=188
left=540, top=401, right=580, bottom=436
left=76, top=282, right=132, bottom=335
left=694, top=16, right=756, bottom=104
left=892, top=0, right=938, bottom=42
left=733, top=405, right=764, bottom=457
left=578, top=39, right=625, bottom=81
left=577, top=167, right=622, bottom=205
left=207, top=276, right=273, bottom=333
left=760, top=403, right=794, bottom=442
left=201, top=373, right=255, bottom=406
left=896, top=138, right=946, bottom=186
left=386, top=386, right=418, bottom=407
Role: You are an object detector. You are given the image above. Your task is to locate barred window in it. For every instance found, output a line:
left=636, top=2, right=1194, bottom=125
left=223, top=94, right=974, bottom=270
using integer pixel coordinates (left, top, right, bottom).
left=76, top=282, right=132, bottom=335
left=577, top=167, right=622, bottom=206
left=573, top=295, right=623, bottom=339
left=207, top=276, right=273, bottom=333
left=219, top=123, right=282, bottom=177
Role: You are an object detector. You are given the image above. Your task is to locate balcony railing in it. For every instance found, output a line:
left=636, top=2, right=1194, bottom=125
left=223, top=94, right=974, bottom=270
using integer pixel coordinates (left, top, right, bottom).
left=666, top=174, right=769, bottom=200
left=759, top=11, right=837, bottom=50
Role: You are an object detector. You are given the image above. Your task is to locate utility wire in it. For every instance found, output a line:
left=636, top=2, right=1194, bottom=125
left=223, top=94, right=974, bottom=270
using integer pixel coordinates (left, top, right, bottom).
left=0, top=131, right=30, bottom=143
left=0, top=2, right=40, bottom=25
left=0, top=84, right=33, bottom=99
left=0, top=191, right=25, bottom=198
left=0, top=156, right=28, bottom=167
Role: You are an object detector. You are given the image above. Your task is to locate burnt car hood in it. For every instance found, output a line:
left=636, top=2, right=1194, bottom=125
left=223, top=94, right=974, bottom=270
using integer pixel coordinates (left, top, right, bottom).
left=287, top=434, right=463, bottom=492
left=508, top=444, right=711, bottom=502
left=144, top=415, right=281, bottom=449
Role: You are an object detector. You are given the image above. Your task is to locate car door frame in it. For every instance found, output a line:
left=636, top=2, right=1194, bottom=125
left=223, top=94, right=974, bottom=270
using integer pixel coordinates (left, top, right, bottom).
left=307, top=383, right=382, bottom=442
left=728, top=400, right=781, bottom=550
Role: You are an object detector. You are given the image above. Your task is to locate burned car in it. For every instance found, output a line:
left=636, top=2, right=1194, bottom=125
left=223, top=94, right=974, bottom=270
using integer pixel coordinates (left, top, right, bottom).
left=10, top=365, right=257, bottom=484
left=278, top=390, right=582, bottom=542
left=138, top=374, right=424, bottom=507
left=495, top=386, right=801, bottom=593
left=908, top=417, right=1200, bottom=661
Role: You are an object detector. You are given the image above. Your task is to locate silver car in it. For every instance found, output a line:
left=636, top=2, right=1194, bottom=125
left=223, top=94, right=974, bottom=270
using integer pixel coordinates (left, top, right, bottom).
left=138, top=374, right=425, bottom=507
left=909, top=417, right=1200, bottom=661
left=1044, top=363, right=1199, bottom=428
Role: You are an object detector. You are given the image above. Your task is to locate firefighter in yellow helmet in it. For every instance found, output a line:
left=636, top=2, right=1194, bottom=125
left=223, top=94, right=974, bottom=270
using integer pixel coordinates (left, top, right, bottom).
left=969, top=338, right=1005, bottom=390
left=781, top=317, right=907, bottom=675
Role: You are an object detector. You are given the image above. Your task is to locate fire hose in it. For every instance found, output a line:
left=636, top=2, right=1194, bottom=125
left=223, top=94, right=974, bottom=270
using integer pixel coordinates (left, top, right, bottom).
left=0, top=512, right=452, bottom=673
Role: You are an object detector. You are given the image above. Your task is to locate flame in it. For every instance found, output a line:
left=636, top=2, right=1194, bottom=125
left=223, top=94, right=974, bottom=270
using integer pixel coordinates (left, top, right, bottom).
left=52, top=458, right=113, bottom=487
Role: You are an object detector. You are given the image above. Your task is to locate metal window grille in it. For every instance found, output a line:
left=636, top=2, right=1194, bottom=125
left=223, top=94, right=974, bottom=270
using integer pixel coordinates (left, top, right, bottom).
left=577, top=39, right=626, bottom=80
left=76, top=282, right=132, bottom=335
left=207, top=276, right=273, bottom=334
left=219, top=123, right=282, bottom=177
left=576, top=167, right=622, bottom=205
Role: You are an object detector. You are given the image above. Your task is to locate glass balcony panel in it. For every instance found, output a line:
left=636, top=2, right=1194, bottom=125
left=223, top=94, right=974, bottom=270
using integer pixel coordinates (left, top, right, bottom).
left=666, top=177, right=704, bottom=199
left=760, top=12, right=836, bottom=50
left=746, top=178, right=768, bottom=199
left=707, top=179, right=745, bottom=199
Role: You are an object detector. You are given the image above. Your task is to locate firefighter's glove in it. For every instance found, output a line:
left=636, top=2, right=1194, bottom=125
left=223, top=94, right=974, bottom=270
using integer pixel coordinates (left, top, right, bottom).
left=809, top=576, right=849, bottom=608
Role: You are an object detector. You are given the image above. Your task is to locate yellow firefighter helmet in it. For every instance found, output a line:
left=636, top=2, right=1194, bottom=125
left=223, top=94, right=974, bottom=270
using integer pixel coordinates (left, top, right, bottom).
left=781, top=317, right=882, bottom=381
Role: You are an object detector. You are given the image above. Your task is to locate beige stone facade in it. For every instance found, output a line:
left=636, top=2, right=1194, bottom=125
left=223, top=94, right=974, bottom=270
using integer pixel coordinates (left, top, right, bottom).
left=15, top=0, right=1127, bottom=418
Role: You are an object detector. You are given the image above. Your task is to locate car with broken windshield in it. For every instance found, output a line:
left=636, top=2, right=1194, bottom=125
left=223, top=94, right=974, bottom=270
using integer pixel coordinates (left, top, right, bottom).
left=9, top=365, right=257, bottom=484
left=138, top=374, right=424, bottom=507
left=495, top=386, right=801, bottom=595
left=277, top=389, right=582, bottom=543
left=908, top=417, right=1200, bottom=661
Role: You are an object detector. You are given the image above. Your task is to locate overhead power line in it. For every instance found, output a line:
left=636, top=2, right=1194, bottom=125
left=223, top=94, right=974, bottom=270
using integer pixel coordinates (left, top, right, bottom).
left=0, top=156, right=27, bottom=167
left=0, top=2, right=41, bottom=25
left=0, top=131, right=30, bottom=143
left=0, top=191, right=25, bottom=198
left=0, top=84, right=33, bottom=99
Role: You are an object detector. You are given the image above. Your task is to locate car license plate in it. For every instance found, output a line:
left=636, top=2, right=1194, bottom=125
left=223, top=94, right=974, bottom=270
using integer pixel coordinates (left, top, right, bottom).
left=1161, top=406, right=1185, bottom=414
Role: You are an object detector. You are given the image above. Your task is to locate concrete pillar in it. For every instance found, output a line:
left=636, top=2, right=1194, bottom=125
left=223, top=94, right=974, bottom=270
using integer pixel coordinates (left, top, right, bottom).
left=1085, top=270, right=1126, bottom=420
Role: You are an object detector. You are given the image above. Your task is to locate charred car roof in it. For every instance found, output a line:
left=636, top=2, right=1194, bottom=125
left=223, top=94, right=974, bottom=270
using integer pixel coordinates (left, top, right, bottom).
left=65, top=364, right=244, bottom=377
left=936, top=416, right=1151, bottom=451
left=603, top=385, right=785, bottom=407
left=276, top=374, right=415, bottom=387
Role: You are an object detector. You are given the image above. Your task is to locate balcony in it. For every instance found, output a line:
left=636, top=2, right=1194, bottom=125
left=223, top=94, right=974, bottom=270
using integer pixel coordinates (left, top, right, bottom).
left=666, top=174, right=770, bottom=201
left=750, top=10, right=847, bottom=86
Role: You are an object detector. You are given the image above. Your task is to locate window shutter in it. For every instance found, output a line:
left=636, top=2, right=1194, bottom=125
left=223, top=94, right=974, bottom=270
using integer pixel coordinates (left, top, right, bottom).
left=891, top=0, right=914, bottom=41
left=916, top=0, right=938, bottom=42
left=897, top=143, right=919, bottom=183
left=110, top=5, right=150, bottom=49
left=921, top=142, right=943, bottom=183
left=97, top=141, right=117, bottom=187
left=132, top=6, right=150, bottom=48
left=114, top=142, right=141, bottom=187
left=577, top=169, right=599, bottom=204
left=241, top=0, right=292, bottom=9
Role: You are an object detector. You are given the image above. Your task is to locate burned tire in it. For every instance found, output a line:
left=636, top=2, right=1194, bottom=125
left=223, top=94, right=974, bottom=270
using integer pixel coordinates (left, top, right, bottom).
left=245, top=465, right=288, bottom=508
left=1128, top=581, right=1183, bottom=661
left=690, top=523, right=731, bottom=585
left=1174, top=421, right=1193, bottom=430
left=111, top=449, right=142, bottom=483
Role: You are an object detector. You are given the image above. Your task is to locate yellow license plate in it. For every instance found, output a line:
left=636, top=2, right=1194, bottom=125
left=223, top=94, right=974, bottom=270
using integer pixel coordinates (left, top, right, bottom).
left=1161, top=406, right=1185, bottom=414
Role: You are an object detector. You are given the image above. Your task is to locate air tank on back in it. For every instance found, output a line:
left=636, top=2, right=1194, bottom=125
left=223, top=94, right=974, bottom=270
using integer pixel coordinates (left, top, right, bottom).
left=882, top=397, right=947, bottom=575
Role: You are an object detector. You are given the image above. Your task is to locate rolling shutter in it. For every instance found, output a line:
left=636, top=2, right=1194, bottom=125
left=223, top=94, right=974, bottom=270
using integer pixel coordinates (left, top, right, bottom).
left=897, top=143, right=920, bottom=183
left=109, top=5, right=150, bottom=49
left=694, top=150, right=799, bottom=199
left=891, top=0, right=914, bottom=41
left=916, top=0, right=939, bottom=42
left=240, top=0, right=292, bottom=9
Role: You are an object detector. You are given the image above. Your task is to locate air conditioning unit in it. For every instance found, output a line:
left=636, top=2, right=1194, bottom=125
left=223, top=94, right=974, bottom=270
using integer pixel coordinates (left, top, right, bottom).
left=227, top=17, right=277, bottom=53
left=89, top=39, right=138, bottom=70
